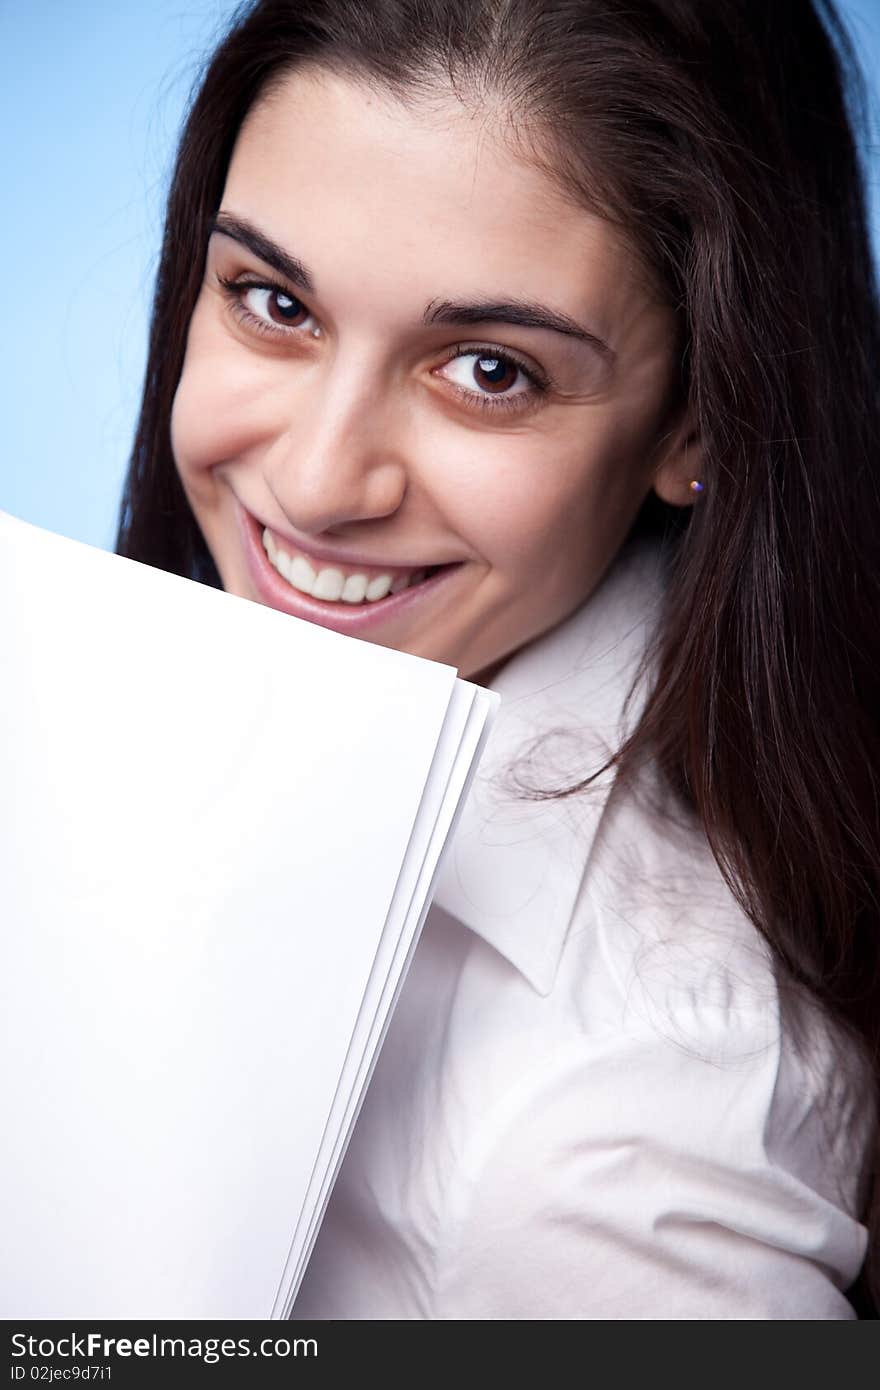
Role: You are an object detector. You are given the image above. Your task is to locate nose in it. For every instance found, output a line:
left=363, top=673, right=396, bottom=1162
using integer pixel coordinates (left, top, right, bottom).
left=263, top=355, right=409, bottom=535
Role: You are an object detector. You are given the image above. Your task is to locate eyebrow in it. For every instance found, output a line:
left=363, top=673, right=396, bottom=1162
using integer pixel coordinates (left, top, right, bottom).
left=210, top=211, right=615, bottom=362
left=421, top=299, right=614, bottom=362
left=213, top=212, right=315, bottom=294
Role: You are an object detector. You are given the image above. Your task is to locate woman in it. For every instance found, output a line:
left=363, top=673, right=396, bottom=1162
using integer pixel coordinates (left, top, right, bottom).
left=116, top=0, right=880, bottom=1318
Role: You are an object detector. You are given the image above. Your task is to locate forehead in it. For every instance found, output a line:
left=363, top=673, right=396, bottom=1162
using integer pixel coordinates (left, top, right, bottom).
left=222, top=66, right=661, bottom=345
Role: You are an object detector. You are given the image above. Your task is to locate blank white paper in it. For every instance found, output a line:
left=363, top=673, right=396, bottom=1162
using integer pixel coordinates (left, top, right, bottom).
left=0, top=511, right=499, bottom=1318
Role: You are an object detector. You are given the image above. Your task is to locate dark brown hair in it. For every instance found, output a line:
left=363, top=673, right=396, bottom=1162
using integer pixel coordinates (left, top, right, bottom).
left=116, top=0, right=880, bottom=1315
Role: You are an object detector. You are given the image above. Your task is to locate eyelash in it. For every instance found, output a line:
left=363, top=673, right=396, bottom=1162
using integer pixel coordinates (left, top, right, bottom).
left=216, top=273, right=552, bottom=416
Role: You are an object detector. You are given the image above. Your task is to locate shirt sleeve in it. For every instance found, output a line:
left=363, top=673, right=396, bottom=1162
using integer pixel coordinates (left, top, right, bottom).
left=433, top=1001, right=871, bottom=1320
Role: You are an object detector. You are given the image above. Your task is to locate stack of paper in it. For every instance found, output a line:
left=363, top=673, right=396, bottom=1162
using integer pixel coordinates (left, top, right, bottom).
left=0, top=510, right=499, bottom=1318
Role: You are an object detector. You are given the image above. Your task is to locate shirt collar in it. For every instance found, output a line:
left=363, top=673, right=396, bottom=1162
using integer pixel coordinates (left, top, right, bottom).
left=431, top=533, right=669, bottom=996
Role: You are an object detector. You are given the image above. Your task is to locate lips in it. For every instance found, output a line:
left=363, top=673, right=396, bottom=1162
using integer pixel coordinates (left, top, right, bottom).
left=260, top=519, right=439, bottom=585
left=261, top=525, right=437, bottom=604
left=233, top=500, right=463, bottom=636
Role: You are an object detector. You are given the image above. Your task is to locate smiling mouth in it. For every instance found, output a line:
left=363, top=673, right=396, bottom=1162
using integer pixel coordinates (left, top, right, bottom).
left=261, top=527, right=447, bottom=605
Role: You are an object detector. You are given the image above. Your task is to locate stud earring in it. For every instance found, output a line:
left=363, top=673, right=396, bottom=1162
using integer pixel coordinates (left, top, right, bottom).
left=689, top=479, right=704, bottom=494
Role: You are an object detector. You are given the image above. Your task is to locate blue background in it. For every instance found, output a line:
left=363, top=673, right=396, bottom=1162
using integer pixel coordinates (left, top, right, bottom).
left=1, top=0, right=878, bottom=550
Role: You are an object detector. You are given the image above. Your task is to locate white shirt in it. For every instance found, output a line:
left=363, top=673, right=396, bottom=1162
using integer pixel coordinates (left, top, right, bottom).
left=291, top=535, right=874, bottom=1320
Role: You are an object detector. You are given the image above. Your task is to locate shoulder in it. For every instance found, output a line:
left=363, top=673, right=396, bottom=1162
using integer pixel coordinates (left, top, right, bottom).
left=435, top=772, right=872, bottom=1316
left=575, top=758, right=779, bottom=1052
left=560, top=755, right=874, bottom=1215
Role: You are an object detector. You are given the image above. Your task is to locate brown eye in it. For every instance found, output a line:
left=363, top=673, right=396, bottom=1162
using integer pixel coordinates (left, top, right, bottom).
left=438, top=348, right=539, bottom=408
left=268, top=289, right=307, bottom=325
left=242, top=286, right=311, bottom=328
left=472, top=356, right=519, bottom=393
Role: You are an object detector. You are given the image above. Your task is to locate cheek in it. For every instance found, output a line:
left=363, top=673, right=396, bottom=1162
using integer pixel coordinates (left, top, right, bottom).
left=170, top=288, right=291, bottom=478
left=171, top=309, right=220, bottom=479
left=170, top=371, right=230, bottom=480
left=170, top=340, right=275, bottom=483
left=169, top=371, right=203, bottom=479
left=436, top=429, right=613, bottom=579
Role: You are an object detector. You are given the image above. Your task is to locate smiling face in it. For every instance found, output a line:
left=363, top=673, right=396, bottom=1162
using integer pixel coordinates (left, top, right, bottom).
left=170, top=66, right=694, bottom=683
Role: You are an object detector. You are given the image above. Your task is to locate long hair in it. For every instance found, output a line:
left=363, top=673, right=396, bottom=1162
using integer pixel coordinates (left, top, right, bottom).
left=116, top=0, right=880, bottom=1315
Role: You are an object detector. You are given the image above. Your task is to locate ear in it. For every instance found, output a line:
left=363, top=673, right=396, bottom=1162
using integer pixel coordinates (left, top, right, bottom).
left=650, top=404, right=703, bottom=508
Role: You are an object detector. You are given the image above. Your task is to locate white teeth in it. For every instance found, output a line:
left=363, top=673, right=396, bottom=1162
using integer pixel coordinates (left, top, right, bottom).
left=365, top=574, right=393, bottom=602
left=261, top=526, right=424, bottom=605
left=312, top=567, right=345, bottom=601
left=341, top=573, right=368, bottom=603
left=290, top=554, right=317, bottom=591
